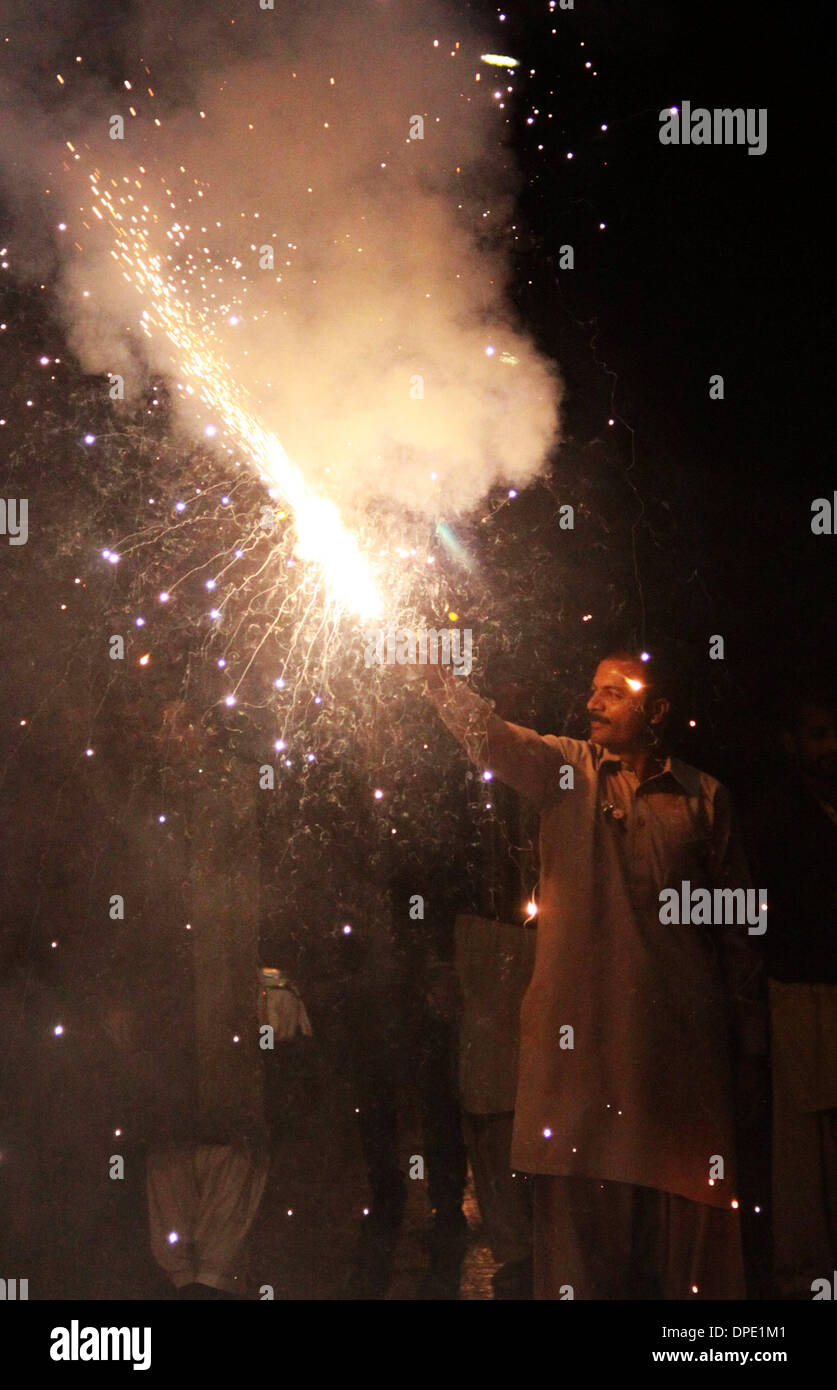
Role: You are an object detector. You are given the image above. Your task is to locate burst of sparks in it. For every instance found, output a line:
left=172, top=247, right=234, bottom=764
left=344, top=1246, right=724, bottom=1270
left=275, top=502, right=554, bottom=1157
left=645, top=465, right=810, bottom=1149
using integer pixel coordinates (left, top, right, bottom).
left=87, top=173, right=382, bottom=621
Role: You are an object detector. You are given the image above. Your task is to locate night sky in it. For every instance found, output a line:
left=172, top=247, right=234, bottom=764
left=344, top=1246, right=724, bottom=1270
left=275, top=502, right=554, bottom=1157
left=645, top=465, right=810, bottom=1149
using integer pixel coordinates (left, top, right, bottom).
left=508, top=0, right=823, bottom=669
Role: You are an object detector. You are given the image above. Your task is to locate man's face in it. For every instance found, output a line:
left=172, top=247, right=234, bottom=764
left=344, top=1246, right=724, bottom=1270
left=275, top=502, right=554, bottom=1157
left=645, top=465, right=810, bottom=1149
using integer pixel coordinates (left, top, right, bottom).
left=786, top=702, right=837, bottom=788
left=586, top=659, right=656, bottom=753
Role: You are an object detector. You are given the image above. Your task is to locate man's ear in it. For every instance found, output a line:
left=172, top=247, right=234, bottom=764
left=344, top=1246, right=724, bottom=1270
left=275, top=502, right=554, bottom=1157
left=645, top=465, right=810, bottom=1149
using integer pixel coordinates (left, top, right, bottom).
left=649, top=696, right=670, bottom=728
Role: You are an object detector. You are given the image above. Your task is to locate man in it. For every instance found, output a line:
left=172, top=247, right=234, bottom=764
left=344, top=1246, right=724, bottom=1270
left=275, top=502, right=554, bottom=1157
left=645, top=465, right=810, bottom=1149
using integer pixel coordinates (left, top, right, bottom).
left=753, top=683, right=837, bottom=1296
left=450, top=679, right=539, bottom=1299
left=340, top=850, right=469, bottom=1301
left=404, top=648, right=764, bottom=1299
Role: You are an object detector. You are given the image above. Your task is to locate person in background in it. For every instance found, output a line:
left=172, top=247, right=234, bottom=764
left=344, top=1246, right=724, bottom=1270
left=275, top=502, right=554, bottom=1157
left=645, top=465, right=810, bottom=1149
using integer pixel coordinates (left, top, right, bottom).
left=451, top=678, right=538, bottom=1300
left=339, top=848, right=469, bottom=1301
left=752, top=680, right=837, bottom=1297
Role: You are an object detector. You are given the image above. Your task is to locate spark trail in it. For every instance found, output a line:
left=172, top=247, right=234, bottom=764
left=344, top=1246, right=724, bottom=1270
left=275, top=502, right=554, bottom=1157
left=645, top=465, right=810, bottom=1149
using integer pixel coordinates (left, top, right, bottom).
left=88, top=168, right=383, bottom=622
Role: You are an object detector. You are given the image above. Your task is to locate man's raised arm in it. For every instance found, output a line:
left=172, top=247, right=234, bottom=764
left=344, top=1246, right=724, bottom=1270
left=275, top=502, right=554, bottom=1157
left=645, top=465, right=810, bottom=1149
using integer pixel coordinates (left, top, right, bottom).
left=413, top=664, right=563, bottom=811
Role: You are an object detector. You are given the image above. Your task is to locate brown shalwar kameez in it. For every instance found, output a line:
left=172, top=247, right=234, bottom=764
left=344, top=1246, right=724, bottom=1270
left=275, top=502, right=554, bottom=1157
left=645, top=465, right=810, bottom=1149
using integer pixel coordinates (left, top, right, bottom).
left=430, top=680, right=761, bottom=1299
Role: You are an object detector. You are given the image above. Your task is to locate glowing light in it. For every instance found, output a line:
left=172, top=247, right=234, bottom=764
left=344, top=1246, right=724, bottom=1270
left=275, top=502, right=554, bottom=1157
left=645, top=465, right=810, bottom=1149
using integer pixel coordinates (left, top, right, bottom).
left=525, top=900, right=538, bottom=917
left=85, top=173, right=382, bottom=620
left=626, top=678, right=644, bottom=693
left=480, top=54, right=519, bottom=67
left=640, top=651, right=650, bottom=661
left=53, top=1024, right=64, bottom=1036
left=543, top=1127, right=552, bottom=1138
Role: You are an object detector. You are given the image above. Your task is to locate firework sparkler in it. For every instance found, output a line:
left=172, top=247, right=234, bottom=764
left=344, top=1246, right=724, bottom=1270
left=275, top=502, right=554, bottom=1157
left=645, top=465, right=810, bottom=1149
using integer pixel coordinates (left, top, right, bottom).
left=89, top=170, right=383, bottom=622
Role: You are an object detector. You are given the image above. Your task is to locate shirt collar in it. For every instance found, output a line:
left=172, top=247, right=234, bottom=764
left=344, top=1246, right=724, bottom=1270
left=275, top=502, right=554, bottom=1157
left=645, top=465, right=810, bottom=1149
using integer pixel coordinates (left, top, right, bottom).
left=598, top=747, right=701, bottom=796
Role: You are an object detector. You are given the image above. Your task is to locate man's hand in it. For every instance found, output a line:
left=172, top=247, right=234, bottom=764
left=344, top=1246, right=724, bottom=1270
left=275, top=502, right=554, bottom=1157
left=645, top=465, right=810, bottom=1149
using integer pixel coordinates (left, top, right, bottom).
left=388, top=658, right=448, bottom=696
left=377, top=631, right=449, bottom=691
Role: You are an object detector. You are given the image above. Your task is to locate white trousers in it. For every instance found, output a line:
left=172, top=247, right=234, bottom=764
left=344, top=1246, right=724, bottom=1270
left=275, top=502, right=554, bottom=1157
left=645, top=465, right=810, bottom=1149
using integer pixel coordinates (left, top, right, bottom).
left=147, top=1144, right=269, bottom=1293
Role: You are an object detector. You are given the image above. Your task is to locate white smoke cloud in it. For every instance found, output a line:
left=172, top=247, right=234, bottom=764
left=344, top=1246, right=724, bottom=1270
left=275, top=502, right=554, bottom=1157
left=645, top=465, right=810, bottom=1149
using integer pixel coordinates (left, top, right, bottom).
left=1, top=0, right=561, bottom=521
